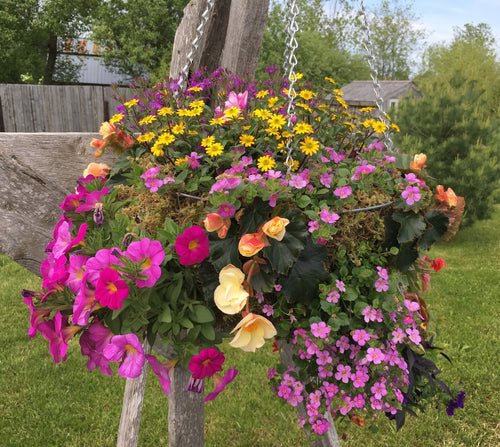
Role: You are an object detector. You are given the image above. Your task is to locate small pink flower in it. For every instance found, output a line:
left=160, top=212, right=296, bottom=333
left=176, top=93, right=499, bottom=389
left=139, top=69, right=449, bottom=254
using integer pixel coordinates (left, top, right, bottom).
left=334, top=186, right=352, bottom=198
left=310, top=321, right=330, bottom=339
left=175, top=225, right=210, bottom=265
left=402, top=185, right=421, bottom=205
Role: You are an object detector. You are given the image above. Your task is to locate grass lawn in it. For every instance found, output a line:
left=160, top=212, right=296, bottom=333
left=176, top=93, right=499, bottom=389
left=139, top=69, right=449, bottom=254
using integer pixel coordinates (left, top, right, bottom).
left=1, top=207, right=499, bottom=446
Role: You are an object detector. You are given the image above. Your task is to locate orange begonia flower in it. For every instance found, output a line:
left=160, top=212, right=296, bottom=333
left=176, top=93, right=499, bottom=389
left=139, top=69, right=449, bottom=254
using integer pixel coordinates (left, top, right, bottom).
left=410, top=153, right=426, bottom=173
left=229, top=313, right=277, bottom=352
left=83, top=162, right=110, bottom=178
left=238, top=232, right=268, bottom=257
left=435, top=185, right=458, bottom=208
left=261, top=216, right=290, bottom=241
left=203, top=213, right=231, bottom=239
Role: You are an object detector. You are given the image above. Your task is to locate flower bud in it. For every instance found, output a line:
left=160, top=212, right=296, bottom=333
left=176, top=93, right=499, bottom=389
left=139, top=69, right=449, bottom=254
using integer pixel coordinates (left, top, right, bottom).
left=410, top=153, right=426, bottom=173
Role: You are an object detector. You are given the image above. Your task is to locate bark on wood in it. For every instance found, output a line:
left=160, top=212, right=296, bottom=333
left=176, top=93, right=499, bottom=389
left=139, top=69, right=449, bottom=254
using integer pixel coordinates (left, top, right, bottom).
left=168, top=365, right=205, bottom=447
left=170, top=0, right=269, bottom=80
left=279, top=341, right=342, bottom=447
left=117, top=339, right=152, bottom=447
left=0, top=133, right=116, bottom=275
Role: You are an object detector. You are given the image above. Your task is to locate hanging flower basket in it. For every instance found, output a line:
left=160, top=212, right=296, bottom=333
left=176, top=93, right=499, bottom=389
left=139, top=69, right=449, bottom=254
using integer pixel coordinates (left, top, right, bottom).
left=24, top=67, right=465, bottom=438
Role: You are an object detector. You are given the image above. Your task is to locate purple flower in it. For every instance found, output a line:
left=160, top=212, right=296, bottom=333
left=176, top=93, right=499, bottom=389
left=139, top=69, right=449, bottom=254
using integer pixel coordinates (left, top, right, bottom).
left=401, top=185, right=421, bottom=205
left=205, top=368, right=238, bottom=402
left=268, top=193, right=278, bottom=207
left=217, top=202, right=236, bottom=218
left=334, top=186, right=352, bottom=199
left=262, top=304, right=274, bottom=317
left=103, top=333, right=146, bottom=378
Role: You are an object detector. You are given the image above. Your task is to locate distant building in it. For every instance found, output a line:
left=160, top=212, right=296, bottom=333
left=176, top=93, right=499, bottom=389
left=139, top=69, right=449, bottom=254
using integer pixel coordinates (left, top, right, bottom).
left=340, top=80, right=420, bottom=113
left=57, top=37, right=135, bottom=86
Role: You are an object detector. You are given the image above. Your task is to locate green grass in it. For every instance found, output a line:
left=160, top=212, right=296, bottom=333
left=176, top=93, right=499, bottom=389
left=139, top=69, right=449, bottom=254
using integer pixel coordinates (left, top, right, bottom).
left=1, top=207, right=499, bottom=446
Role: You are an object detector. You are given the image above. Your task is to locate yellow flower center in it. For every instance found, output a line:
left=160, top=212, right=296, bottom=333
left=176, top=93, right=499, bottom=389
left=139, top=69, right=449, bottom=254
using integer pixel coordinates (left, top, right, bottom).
left=189, top=240, right=199, bottom=250
left=246, top=323, right=258, bottom=333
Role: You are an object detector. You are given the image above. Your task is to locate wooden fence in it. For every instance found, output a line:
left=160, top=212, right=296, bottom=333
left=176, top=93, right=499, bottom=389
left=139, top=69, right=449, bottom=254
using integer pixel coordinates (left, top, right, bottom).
left=0, top=84, right=133, bottom=133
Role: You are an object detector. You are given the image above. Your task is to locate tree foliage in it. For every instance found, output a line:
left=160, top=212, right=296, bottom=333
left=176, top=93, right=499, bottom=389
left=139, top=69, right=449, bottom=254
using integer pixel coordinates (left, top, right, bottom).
left=395, top=74, right=500, bottom=224
left=257, top=0, right=370, bottom=87
left=0, top=0, right=98, bottom=84
left=90, top=0, right=188, bottom=81
left=362, top=0, right=426, bottom=79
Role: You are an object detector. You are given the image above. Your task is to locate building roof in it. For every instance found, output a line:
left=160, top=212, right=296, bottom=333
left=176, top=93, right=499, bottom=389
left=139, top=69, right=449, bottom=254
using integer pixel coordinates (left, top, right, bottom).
left=340, top=80, right=419, bottom=107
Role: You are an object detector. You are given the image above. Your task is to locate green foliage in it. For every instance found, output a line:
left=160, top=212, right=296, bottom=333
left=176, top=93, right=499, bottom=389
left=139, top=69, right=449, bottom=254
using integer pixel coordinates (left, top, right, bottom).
left=0, top=0, right=98, bottom=84
left=90, top=0, right=189, bottom=80
left=395, top=75, right=500, bottom=224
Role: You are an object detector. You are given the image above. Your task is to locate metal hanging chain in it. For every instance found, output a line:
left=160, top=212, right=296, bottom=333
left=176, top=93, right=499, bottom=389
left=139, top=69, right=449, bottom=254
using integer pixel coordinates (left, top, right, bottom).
left=176, top=0, right=216, bottom=95
left=283, top=0, right=300, bottom=172
left=282, top=0, right=293, bottom=75
left=357, top=0, right=395, bottom=152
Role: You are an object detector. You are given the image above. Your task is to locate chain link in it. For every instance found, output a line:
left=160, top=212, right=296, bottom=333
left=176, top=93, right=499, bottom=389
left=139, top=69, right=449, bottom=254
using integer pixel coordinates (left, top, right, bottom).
left=176, top=0, right=216, bottom=95
left=283, top=0, right=300, bottom=172
left=357, top=0, right=395, bottom=152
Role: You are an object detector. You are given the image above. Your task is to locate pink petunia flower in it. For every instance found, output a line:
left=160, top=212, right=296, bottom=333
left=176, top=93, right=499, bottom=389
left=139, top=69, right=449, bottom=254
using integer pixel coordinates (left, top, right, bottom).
left=175, top=225, right=210, bottom=265
left=126, top=238, right=165, bottom=288
left=205, top=368, right=238, bottom=402
left=146, top=354, right=177, bottom=395
left=94, top=267, right=129, bottom=310
left=103, top=333, right=146, bottom=378
left=37, top=311, right=79, bottom=363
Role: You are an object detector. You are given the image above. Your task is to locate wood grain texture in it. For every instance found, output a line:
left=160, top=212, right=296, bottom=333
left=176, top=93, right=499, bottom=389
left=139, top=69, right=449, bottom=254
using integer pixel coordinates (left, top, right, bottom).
left=0, top=133, right=116, bottom=275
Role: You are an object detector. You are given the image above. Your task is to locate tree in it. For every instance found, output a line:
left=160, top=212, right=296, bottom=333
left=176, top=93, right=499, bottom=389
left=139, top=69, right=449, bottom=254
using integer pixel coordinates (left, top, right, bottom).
left=419, top=23, right=500, bottom=115
left=361, top=0, right=426, bottom=80
left=394, top=75, right=500, bottom=224
left=257, top=0, right=370, bottom=87
left=0, top=0, right=98, bottom=84
left=90, top=0, right=189, bottom=81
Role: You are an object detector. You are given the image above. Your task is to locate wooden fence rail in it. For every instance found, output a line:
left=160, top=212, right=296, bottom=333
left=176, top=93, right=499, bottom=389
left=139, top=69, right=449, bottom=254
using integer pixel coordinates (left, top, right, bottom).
left=0, top=84, right=133, bottom=133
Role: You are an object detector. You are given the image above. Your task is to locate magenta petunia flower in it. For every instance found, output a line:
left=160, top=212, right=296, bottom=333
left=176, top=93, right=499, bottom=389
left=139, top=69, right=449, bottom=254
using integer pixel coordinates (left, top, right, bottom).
left=72, top=281, right=97, bottom=326
left=66, top=254, right=89, bottom=293
left=80, top=320, right=113, bottom=376
left=85, top=248, right=122, bottom=287
left=22, top=293, right=50, bottom=338
left=174, top=225, right=210, bottom=265
left=189, top=348, right=225, bottom=379
left=103, top=333, right=146, bottom=378
left=205, top=368, right=238, bottom=402
left=40, top=253, right=68, bottom=292
left=51, top=221, right=88, bottom=259
left=126, top=238, right=165, bottom=288
left=95, top=267, right=129, bottom=310
left=37, top=311, right=79, bottom=364
left=74, top=187, right=110, bottom=213
left=146, top=354, right=177, bottom=395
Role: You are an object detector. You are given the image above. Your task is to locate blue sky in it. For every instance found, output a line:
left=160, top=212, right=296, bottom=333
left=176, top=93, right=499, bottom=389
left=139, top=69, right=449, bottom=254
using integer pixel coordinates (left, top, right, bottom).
left=406, top=0, right=500, bottom=45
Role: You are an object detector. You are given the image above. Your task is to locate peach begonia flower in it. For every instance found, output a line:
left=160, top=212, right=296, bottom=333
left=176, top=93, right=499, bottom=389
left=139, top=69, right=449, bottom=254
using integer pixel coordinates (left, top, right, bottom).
left=410, top=153, right=426, bottom=173
left=229, top=313, right=277, bottom=352
left=214, top=265, right=249, bottom=314
left=238, top=232, right=268, bottom=257
left=261, top=216, right=290, bottom=241
left=435, top=185, right=458, bottom=208
left=203, top=213, right=231, bottom=239
left=83, top=162, right=110, bottom=178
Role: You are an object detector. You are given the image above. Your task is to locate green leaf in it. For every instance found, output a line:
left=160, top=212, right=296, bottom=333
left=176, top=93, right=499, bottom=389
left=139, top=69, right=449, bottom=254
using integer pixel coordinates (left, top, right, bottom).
left=392, top=210, right=426, bottom=243
left=419, top=210, right=449, bottom=250
left=201, top=324, right=216, bottom=341
left=208, top=229, right=241, bottom=271
left=239, top=197, right=272, bottom=234
left=342, top=286, right=358, bottom=301
left=190, top=305, right=214, bottom=324
left=281, top=238, right=328, bottom=303
left=158, top=306, right=172, bottom=323
left=264, top=213, right=308, bottom=275
left=296, top=195, right=311, bottom=208
left=179, top=318, right=194, bottom=329
left=354, top=301, right=369, bottom=316
left=396, top=242, right=419, bottom=272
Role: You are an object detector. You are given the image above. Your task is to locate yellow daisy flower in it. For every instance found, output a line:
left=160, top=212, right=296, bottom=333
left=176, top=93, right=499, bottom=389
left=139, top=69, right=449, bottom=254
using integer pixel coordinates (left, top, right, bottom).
left=124, top=98, right=139, bottom=108
left=300, top=136, right=319, bottom=156
left=294, top=122, right=313, bottom=134
left=268, top=97, right=279, bottom=108
left=267, top=113, right=286, bottom=129
left=324, top=77, right=336, bottom=85
left=158, top=133, right=175, bottom=145
left=137, top=132, right=155, bottom=143
left=190, top=100, right=205, bottom=108
left=158, top=107, right=174, bottom=116
left=299, top=90, right=316, bottom=101
left=201, top=136, right=215, bottom=148
left=257, top=155, right=277, bottom=172
left=256, top=90, right=269, bottom=98
left=172, top=122, right=185, bottom=135
left=175, top=156, right=189, bottom=165
left=239, top=134, right=255, bottom=147
left=206, top=142, right=224, bottom=157
left=187, top=86, right=202, bottom=92
left=151, top=142, right=164, bottom=157
left=139, top=115, right=157, bottom=126
left=210, top=117, right=228, bottom=125
left=109, top=113, right=124, bottom=124
left=372, top=121, right=387, bottom=133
